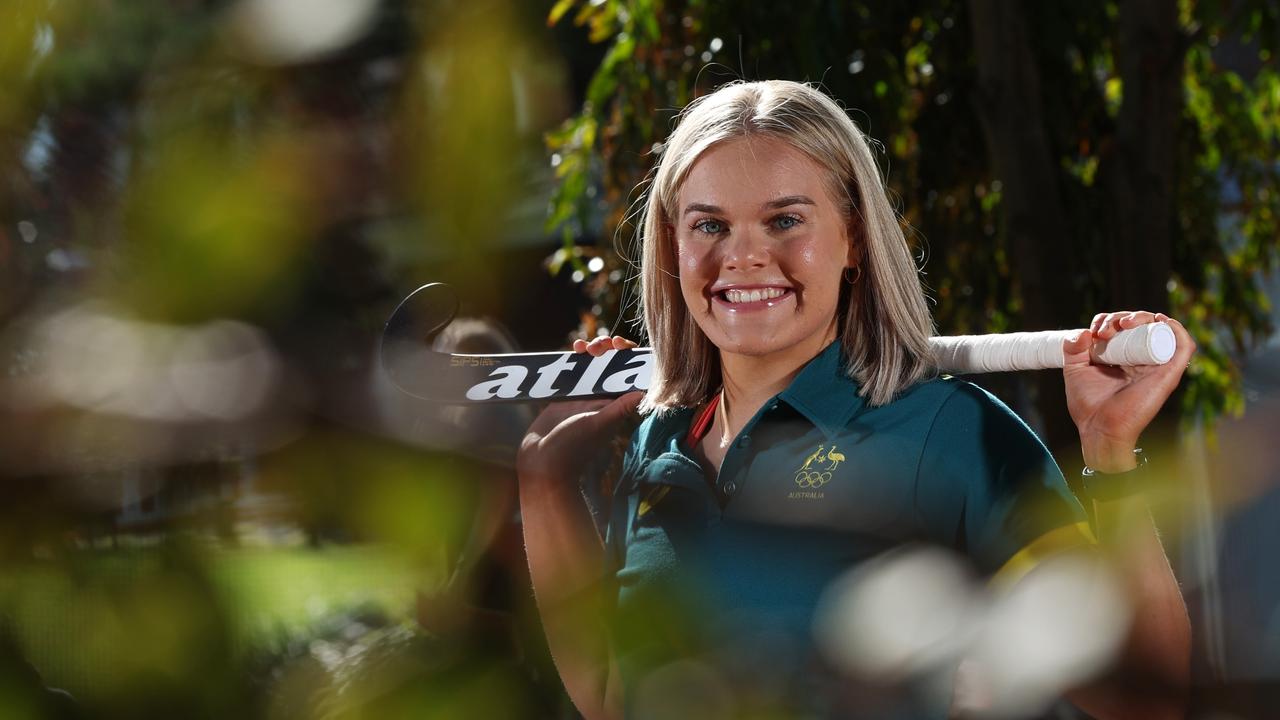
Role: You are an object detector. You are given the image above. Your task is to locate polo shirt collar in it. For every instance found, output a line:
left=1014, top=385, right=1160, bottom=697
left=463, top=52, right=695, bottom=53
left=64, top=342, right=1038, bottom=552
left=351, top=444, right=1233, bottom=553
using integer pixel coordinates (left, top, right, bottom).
left=777, top=340, right=865, bottom=439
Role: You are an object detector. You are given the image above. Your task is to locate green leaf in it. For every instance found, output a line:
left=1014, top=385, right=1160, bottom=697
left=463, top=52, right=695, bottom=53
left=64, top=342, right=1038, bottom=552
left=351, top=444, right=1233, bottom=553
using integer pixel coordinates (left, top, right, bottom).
left=547, top=0, right=577, bottom=26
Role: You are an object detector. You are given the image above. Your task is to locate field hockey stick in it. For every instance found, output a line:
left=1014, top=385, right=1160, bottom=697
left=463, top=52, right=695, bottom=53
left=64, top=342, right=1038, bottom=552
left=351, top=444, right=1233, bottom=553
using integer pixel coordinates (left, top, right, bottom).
left=381, top=284, right=1176, bottom=404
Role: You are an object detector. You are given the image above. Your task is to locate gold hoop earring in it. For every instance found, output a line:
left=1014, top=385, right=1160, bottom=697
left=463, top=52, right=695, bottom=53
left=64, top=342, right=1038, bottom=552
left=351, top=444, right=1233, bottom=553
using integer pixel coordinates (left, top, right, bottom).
left=843, top=266, right=862, bottom=284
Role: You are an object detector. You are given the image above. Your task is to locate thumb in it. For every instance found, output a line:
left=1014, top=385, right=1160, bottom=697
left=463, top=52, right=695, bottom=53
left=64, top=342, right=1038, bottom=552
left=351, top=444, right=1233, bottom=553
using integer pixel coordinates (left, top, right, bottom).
left=1062, top=329, right=1093, bottom=367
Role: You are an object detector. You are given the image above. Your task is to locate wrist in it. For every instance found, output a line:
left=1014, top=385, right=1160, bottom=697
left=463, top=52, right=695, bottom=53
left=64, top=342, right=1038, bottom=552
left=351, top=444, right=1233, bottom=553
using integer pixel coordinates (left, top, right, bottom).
left=1082, top=448, right=1150, bottom=504
left=1081, top=436, right=1140, bottom=473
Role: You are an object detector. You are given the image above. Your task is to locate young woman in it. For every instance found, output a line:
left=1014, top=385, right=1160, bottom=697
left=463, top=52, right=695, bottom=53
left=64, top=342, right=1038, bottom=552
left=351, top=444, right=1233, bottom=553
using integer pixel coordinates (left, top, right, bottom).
left=518, top=80, right=1192, bottom=719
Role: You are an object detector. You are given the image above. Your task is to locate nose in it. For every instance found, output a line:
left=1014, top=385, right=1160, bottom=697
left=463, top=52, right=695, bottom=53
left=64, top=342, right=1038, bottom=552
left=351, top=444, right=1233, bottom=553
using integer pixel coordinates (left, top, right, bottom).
left=722, top=228, right=768, bottom=272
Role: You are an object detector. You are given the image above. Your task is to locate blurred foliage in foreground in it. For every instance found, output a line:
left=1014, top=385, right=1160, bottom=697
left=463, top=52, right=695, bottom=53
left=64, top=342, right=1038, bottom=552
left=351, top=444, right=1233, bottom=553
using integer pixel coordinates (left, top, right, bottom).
left=546, top=0, right=1280, bottom=449
left=1, top=0, right=571, bottom=716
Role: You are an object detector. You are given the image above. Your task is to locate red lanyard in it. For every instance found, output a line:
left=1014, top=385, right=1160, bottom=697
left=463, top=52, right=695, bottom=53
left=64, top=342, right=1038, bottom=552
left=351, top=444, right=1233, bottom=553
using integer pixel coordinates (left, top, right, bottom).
left=686, top=392, right=720, bottom=446
left=683, top=394, right=726, bottom=496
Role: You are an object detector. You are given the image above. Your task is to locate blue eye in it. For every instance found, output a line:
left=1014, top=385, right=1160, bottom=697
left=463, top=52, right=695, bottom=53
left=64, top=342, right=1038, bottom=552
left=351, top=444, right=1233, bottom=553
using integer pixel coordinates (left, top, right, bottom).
left=773, top=214, right=802, bottom=230
left=694, top=219, right=726, bottom=235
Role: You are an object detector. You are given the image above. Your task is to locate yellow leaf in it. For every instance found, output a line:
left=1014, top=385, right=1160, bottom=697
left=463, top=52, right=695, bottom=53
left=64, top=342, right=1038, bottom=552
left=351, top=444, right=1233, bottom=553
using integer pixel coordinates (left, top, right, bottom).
left=547, top=0, right=576, bottom=26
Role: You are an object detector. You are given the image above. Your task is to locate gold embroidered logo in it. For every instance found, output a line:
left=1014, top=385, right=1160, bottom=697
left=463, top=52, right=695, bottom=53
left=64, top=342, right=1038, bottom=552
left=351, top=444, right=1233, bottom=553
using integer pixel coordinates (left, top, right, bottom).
left=789, top=444, right=845, bottom=499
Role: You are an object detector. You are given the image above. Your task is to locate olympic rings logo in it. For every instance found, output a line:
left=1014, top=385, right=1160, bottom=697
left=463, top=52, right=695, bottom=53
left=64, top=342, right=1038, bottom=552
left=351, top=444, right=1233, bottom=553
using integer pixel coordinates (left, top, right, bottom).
left=794, top=470, right=833, bottom=489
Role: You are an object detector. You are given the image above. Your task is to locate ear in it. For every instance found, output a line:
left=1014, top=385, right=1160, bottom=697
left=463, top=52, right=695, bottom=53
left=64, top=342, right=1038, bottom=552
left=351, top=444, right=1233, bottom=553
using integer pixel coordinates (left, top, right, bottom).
left=844, top=222, right=863, bottom=270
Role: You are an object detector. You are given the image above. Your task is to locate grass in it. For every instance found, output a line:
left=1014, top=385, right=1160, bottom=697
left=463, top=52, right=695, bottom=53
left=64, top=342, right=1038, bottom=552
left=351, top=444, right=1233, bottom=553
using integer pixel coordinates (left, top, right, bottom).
left=0, top=543, right=430, bottom=700
left=210, top=544, right=426, bottom=638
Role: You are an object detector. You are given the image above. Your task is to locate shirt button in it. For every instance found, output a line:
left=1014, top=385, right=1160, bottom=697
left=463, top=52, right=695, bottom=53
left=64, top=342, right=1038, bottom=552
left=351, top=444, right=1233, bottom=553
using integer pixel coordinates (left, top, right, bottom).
left=737, top=435, right=751, bottom=449
left=723, top=481, right=738, bottom=496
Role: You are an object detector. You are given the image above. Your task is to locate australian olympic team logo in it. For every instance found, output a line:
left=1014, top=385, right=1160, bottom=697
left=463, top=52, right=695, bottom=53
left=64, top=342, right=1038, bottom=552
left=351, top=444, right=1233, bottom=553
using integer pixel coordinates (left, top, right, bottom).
left=793, top=444, right=845, bottom=490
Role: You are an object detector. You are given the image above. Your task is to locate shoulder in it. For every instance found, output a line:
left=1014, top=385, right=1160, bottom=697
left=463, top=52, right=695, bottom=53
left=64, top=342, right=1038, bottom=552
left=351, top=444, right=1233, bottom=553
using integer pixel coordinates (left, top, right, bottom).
left=629, top=406, right=687, bottom=449
left=940, top=379, right=1040, bottom=439
left=867, top=375, right=1002, bottom=429
left=881, top=375, right=1049, bottom=465
left=620, top=406, right=693, bottom=475
left=896, top=375, right=1033, bottom=430
left=913, top=377, right=1054, bottom=474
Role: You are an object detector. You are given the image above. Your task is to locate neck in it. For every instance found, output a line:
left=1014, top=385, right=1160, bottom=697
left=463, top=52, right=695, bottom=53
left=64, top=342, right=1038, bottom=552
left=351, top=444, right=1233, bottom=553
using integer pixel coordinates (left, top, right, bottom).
left=717, top=322, right=837, bottom=437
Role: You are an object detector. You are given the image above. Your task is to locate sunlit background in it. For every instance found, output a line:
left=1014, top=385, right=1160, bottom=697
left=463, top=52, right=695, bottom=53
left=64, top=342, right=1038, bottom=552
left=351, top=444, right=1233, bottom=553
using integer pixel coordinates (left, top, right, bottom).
left=1, top=0, right=1278, bottom=718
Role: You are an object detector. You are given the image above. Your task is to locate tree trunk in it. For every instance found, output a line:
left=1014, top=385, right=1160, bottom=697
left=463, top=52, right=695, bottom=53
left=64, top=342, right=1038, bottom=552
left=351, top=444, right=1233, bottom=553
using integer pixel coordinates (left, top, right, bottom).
left=968, top=0, right=1080, bottom=455
left=1104, top=0, right=1188, bottom=447
left=1109, top=0, right=1182, bottom=313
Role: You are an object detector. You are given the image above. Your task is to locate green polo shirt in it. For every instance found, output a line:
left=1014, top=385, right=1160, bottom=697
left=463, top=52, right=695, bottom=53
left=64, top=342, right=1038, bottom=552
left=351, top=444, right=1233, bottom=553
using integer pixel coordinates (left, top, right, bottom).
left=604, top=340, right=1092, bottom=718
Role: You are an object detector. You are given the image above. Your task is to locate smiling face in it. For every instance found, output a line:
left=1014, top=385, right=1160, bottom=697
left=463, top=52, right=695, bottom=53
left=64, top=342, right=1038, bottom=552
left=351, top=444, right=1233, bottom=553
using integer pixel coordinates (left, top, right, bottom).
left=673, top=135, right=857, bottom=363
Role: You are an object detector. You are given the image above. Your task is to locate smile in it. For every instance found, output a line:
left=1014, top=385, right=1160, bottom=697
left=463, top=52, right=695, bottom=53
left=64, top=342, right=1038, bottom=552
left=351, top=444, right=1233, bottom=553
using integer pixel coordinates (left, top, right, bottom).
left=713, top=286, right=794, bottom=309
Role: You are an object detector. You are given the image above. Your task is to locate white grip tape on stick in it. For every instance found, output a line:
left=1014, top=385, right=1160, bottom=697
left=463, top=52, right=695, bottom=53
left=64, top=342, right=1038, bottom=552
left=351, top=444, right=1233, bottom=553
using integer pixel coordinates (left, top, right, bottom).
left=929, top=322, right=1176, bottom=374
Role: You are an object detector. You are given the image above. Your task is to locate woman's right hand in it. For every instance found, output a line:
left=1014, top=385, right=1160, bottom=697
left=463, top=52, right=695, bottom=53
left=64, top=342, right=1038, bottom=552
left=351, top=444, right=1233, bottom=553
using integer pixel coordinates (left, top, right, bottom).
left=517, top=336, right=638, bottom=720
left=517, top=336, right=641, bottom=483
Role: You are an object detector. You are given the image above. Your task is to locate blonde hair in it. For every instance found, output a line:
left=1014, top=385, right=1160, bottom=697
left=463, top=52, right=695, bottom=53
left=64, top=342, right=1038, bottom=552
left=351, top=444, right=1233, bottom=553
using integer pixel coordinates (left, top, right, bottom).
left=636, top=80, right=936, bottom=413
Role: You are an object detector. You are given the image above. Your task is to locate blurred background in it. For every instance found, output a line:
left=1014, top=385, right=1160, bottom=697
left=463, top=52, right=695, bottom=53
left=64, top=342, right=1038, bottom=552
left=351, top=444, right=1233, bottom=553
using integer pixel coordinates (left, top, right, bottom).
left=0, top=0, right=1277, bottom=718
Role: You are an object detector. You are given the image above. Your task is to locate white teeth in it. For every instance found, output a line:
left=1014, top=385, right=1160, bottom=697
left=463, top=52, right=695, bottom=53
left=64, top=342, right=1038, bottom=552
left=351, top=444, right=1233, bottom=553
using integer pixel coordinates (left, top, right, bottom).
left=723, top=288, right=786, bottom=304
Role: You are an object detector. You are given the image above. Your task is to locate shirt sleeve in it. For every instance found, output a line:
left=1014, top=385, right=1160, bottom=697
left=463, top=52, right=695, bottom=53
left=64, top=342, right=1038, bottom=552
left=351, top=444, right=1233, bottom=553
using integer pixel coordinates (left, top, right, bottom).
left=915, top=382, right=1094, bottom=586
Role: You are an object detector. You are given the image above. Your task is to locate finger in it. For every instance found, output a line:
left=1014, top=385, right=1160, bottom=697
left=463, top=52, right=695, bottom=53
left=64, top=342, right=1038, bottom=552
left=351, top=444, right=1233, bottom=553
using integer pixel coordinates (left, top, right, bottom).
left=1097, top=311, right=1129, bottom=340
left=572, top=338, right=589, bottom=353
left=1092, top=312, right=1114, bottom=340
left=1090, top=313, right=1108, bottom=335
left=1062, top=328, right=1094, bottom=367
left=1103, top=312, right=1127, bottom=339
left=1131, top=315, right=1196, bottom=399
left=610, top=336, right=638, bottom=350
left=586, top=336, right=613, bottom=357
left=1117, top=311, right=1156, bottom=329
left=1161, top=316, right=1197, bottom=366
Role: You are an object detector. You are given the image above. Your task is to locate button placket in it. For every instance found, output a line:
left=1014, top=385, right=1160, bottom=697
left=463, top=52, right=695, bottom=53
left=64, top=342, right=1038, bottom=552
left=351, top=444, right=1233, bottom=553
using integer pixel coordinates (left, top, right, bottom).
left=715, top=395, right=776, bottom=505
left=718, top=426, right=758, bottom=502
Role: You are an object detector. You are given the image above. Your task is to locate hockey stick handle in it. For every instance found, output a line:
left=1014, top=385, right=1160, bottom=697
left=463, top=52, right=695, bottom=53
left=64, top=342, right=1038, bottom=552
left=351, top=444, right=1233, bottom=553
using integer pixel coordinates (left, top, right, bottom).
left=929, top=322, right=1176, bottom=373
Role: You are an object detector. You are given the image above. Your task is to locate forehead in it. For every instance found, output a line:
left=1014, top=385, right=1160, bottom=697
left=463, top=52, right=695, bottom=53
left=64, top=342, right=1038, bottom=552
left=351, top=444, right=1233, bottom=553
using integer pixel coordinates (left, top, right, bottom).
left=678, top=136, right=834, bottom=210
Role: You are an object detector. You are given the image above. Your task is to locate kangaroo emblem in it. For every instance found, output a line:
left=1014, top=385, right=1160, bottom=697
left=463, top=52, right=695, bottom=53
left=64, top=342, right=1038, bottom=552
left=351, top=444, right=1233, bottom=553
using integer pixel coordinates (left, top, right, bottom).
left=800, top=445, right=826, bottom=471
left=793, top=443, right=843, bottom=494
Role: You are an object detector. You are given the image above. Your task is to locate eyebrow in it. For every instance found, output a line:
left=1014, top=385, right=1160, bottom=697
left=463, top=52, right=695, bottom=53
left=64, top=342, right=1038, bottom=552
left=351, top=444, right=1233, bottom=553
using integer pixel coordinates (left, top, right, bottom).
left=765, top=195, right=817, bottom=210
left=681, top=195, right=817, bottom=217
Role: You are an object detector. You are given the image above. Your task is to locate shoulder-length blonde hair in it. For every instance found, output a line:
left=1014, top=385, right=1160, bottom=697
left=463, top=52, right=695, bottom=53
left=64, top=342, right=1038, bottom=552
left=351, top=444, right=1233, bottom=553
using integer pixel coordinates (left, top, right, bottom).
left=636, top=80, right=936, bottom=413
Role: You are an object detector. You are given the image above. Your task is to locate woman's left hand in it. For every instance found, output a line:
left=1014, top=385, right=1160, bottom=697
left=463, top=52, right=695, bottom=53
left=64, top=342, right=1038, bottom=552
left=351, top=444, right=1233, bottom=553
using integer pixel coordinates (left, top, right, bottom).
left=1062, top=311, right=1197, bottom=472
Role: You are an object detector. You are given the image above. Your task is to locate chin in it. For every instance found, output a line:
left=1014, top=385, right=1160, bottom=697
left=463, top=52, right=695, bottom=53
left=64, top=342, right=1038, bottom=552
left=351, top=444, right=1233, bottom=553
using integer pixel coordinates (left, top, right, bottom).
left=707, top=331, right=800, bottom=357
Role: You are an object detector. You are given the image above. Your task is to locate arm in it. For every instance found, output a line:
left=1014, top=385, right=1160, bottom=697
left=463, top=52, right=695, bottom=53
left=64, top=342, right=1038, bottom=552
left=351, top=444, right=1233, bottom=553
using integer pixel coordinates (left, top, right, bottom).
left=520, top=453, right=624, bottom=720
left=1060, top=311, right=1195, bottom=718
left=518, top=337, right=640, bottom=720
left=1062, top=499, right=1189, bottom=719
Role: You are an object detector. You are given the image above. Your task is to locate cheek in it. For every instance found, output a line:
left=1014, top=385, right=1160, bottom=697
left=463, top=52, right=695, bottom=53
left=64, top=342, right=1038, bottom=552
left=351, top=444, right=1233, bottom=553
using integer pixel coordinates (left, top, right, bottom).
left=797, top=241, right=823, bottom=268
left=791, top=237, right=843, bottom=279
left=675, top=240, right=718, bottom=286
left=674, top=243, right=704, bottom=304
left=677, top=240, right=706, bottom=272
left=786, top=235, right=846, bottom=311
